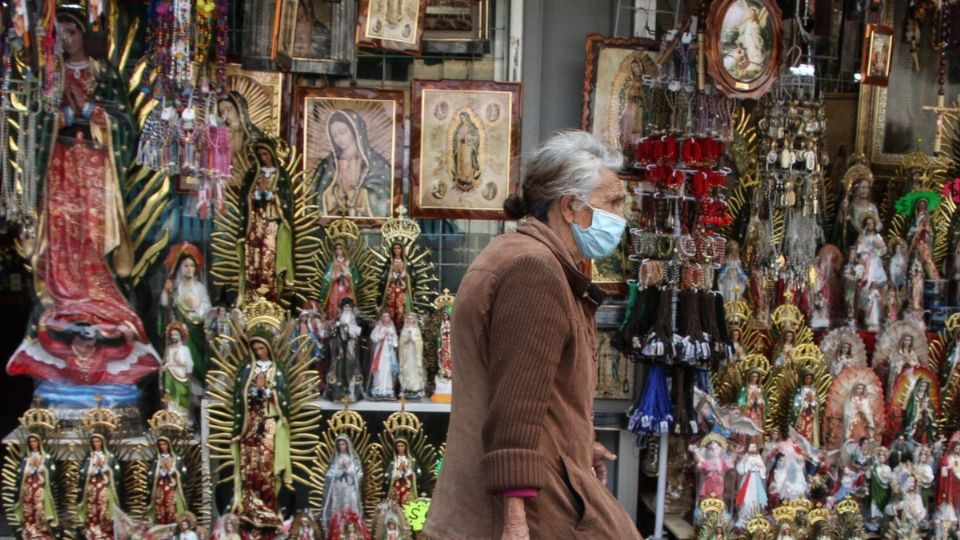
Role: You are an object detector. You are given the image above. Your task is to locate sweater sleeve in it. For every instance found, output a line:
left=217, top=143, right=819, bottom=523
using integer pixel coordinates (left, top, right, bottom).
left=481, top=256, right=571, bottom=494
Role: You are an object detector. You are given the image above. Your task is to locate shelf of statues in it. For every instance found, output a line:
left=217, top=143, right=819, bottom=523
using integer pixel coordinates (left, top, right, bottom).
left=316, top=397, right=451, bottom=414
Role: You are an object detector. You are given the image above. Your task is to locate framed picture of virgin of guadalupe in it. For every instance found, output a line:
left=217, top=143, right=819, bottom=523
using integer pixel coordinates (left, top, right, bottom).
left=411, top=79, right=522, bottom=220
left=295, top=87, right=404, bottom=227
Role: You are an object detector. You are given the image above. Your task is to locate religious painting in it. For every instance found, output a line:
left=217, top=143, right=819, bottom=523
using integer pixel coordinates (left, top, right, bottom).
left=856, top=0, right=960, bottom=165
left=357, top=0, right=427, bottom=54
left=219, top=65, right=284, bottom=186
left=410, top=79, right=521, bottom=220
left=861, top=24, right=893, bottom=87
left=423, top=0, right=489, bottom=42
left=296, top=87, right=404, bottom=226
left=272, top=0, right=355, bottom=74
left=596, top=332, right=634, bottom=400
left=580, top=34, right=658, bottom=177
left=705, top=0, right=783, bottom=98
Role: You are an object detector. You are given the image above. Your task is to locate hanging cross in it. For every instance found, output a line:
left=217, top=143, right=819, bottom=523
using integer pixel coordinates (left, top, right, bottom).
left=922, top=95, right=959, bottom=155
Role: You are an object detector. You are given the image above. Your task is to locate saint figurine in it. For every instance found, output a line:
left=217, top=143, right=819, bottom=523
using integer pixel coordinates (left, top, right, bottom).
left=737, top=370, right=766, bottom=447
left=368, top=313, right=398, bottom=400
left=843, top=383, right=876, bottom=444
left=314, top=110, right=391, bottom=219
left=936, top=440, right=960, bottom=523
left=904, top=259, right=925, bottom=323
left=887, top=334, right=920, bottom=394
left=230, top=334, right=291, bottom=531
left=864, top=286, right=883, bottom=333
left=238, top=139, right=294, bottom=303
left=867, top=447, right=893, bottom=527
left=148, top=437, right=188, bottom=525
left=398, top=313, right=425, bottom=398
left=321, top=243, right=359, bottom=322
left=902, top=378, right=938, bottom=444
left=160, top=242, right=211, bottom=379
left=837, top=168, right=880, bottom=252
left=322, top=436, right=365, bottom=531
left=205, top=306, right=234, bottom=357
left=748, top=265, right=769, bottom=324
left=768, top=437, right=809, bottom=504
left=735, top=443, right=768, bottom=527
left=162, top=323, right=194, bottom=417
left=774, top=330, right=797, bottom=367
left=449, top=111, right=482, bottom=192
left=437, top=308, right=453, bottom=381
left=327, top=299, right=363, bottom=402
left=906, top=195, right=941, bottom=280
left=171, top=512, right=199, bottom=540
left=855, top=215, right=887, bottom=309
left=689, top=437, right=734, bottom=501
left=842, top=248, right=861, bottom=324
left=77, top=434, right=120, bottom=540
left=791, top=372, right=820, bottom=447
left=6, top=5, right=160, bottom=387
left=384, top=438, right=420, bottom=506
left=14, top=434, right=57, bottom=540
left=889, top=239, right=909, bottom=291
left=292, top=305, right=325, bottom=364
left=717, top=240, right=748, bottom=303
left=882, top=281, right=901, bottom=325
left=379, top=243, right=414, bottom=331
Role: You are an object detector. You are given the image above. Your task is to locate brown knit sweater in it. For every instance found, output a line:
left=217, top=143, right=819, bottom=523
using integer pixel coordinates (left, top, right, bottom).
left=424, top=219, right=640, bottom=539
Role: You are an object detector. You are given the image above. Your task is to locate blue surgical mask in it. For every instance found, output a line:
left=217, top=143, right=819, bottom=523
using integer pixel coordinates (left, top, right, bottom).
left=571, top=202, right=627, bottom=259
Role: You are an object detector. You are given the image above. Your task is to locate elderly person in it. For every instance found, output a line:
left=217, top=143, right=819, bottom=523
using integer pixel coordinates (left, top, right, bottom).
left=425, top=131, right=640, bottom=539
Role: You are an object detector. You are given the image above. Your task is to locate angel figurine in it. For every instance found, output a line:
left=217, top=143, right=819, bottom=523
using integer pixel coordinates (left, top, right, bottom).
left=14, top=433, right=58, bottom=539
left=735, top=443, right=768, bottom=527
left=368, top=313, right=399, bottom=400
left=689, top=435, right=735, bottom=503
left=322, top=436, right=365, bottom=531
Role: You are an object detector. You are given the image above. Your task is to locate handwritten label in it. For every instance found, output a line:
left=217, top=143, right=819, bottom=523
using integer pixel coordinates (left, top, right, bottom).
left=403, top=498, right=431, bottom=531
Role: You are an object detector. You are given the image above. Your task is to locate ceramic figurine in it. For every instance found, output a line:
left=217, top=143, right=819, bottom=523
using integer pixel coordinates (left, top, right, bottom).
left=368, top=313, right=399, bottom=400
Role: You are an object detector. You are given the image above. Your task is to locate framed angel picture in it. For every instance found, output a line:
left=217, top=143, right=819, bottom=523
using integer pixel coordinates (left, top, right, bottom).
left=411, top=79, right=522, bottom=220
left=705, top=0, right=783, bottom=98
left=296, top=87, right=404, bottom=226
left=581, top=33, right=658, bottom=175
left=356, top=0, right=427, bottom=54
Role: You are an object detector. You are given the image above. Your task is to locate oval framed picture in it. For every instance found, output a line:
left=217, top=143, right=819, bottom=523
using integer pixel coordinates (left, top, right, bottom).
left=705, top=0, right=783, bottom=99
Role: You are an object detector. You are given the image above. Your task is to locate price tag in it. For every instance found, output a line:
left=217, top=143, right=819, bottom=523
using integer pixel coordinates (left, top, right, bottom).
left=403, top=498, right=431, bottom=531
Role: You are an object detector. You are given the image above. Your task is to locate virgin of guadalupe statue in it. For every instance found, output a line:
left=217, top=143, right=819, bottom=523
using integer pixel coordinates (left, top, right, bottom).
left=6, top=5, right=160, bottom=387
left=379, top=243, right=413, bottom=331
left=791, top=372, right=821, bottom=447
left=437, top=308, right=453, bottom=381
left=449, top=110, right=483, bottom=192
left=321, top=243, right=360, bottom=322
left=160, top=242, right=211, bottom=379
left=147, top=437, right=188, bottom=525
left=384, top=438, right=420, bottom=506
left=398, top=313, right=425, bottom=398
left=77, top=434, right=120, bottom=540
left=322, top=436, right=365, bottom=530
left=368, top=313, right=398, bottom=400
left=314, top=109, right=392, bottom=218
left=326, top=508, right=372, bottom=540
left=901, top=377, right=939, bottom=444
left=237, top=139, right=295, bottom=303
left=230, top=333, right=291, bottom=531
left=737, top=369, right=767, bottom=447
left=887, top=334, right=920, bottom=394
left=14, top=434, right=57, bottom=540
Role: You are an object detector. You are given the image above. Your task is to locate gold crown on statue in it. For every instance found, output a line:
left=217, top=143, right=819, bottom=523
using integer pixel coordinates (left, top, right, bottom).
left=380, top=205, right=421, bottom=245
left=945, top=312, right=960, bottom=335
left=80, top=399, right=120, bottom=436
left=808, top=507, right=828, bottom=525
left=243, top=293, right=286, bottom=330
left=772, top=305, right=804, bottom=332
left=790, top=499, right=812, bottom=514
left=747, top=517, right=772, bottom=535
left=699, top=498, right=726, bottom=516
left=742, top=354, right=770, bottom=378
left=434, top=288, right=455, bottom=312
left=147, top=410, right=188, bottom=439
left=772, top=505, right=796, bottom=524
left=835, top=498, right=859, bottom=515
left=902, top=151, right=933, bottom=174
left=841, top=163, right=874, bottom=191
left=19, top=407, right=58, bottom=437
left=326, top=218, right=361, bottom=242
left=724, top=300, right=751, bottom=327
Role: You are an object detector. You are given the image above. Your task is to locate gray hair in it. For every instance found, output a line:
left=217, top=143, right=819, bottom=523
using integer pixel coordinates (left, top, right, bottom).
left=503, top=130, right=623, bottom=221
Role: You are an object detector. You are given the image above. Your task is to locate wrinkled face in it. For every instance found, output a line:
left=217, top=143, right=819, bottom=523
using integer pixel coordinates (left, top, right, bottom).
left=59, top=20, right=84, bottom=56
left=180, top=257, right=197, bottom=278
left=252, top=341, right=270, bottom=360
left=330, top=120, right=357, bottom=153
left=256, top=147, right=274, bottom=167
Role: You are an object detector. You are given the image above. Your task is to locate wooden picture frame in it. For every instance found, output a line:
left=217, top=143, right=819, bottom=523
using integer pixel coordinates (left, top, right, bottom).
left=356, top=0, right=427, bottom=55
left=580, top=33, right=659, bottom=178
left=295, top=87, right=405, bottom=227
left=410, top=79, right=522, bottom=220
left=855, top=0, right=960, bottom=166
left=270, top=0, right=355, bottom=74
left=705, top=0, right=783, bottom=99
left=423, top=0, right=490, bottom=42
left=860, top=24, right=893, bottom=87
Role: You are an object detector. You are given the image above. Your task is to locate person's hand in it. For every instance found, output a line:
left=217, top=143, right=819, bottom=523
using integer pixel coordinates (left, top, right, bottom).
left=502, top=497, right=529, bottom=540
left=592, top=441, right=617, bottom=486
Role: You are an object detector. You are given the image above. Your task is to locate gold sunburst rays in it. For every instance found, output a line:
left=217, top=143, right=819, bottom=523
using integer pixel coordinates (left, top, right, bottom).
left=942, top=368, right=960, bottom=434
left=309, top=410, right=385, bottom=522
left=378, top=411, right=439, bottom=500
left=1, top=444, right=22, bottom=527
left=716, top=353, right=770, bottom=406
left=766, top=350, right=832, bottom=440
left=370, top=207, right=440, bottom=318
left=58, top=453, right=81, bottom=540
left=205, top=307, right=322, bottom=490
left=317, top=218, right=381, bottom=320
left=121, top=447, right=150, bottom=521
left=821, top=367, right=885, bottom=450
left=226, top=65, right=284, bottom=137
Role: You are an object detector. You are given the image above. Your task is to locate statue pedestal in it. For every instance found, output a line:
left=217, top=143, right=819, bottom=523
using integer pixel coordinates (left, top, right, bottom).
left=431, top=377, right=452, bottom=404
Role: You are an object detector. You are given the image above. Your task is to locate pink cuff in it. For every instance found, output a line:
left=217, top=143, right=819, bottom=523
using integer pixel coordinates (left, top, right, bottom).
left=502, top=488, right=538, bottom=498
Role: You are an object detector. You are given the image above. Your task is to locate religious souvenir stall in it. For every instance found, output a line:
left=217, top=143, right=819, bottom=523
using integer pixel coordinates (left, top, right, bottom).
left=0, top=0, right=957, bottom=537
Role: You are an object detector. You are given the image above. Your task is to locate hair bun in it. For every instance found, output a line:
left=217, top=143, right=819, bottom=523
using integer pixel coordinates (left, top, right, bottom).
left=502, top=194, right=527, bottom=220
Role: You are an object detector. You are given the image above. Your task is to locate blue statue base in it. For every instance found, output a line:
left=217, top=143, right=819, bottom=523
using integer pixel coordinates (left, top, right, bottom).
left=35, top=381, right=141, bottom=408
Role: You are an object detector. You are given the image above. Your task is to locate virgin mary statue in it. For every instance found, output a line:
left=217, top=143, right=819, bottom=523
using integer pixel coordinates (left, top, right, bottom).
left=322, top=435, right=365, bottom=530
